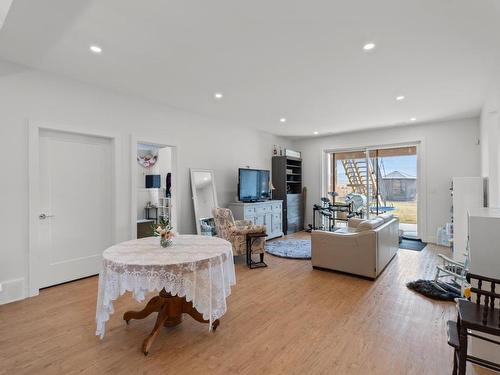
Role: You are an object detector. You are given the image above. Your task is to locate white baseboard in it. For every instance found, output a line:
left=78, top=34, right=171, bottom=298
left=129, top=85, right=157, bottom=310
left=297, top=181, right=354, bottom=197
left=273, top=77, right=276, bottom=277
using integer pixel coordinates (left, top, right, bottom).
left=0, top=278, right=26, bottom=305
left=425, top=235, right=436, bottom=245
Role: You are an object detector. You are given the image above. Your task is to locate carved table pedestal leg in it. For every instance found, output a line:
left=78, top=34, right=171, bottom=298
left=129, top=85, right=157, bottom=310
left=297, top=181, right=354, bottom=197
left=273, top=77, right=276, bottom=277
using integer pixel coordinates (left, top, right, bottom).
left=123, top=288, right=219, bottom=355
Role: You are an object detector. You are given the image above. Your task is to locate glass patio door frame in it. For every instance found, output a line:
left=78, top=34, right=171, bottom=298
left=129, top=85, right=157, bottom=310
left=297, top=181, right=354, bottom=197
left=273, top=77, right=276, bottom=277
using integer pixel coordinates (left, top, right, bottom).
left=324, top=142, right=421, bottom=237
left=365, top=145, right=419, bottom=228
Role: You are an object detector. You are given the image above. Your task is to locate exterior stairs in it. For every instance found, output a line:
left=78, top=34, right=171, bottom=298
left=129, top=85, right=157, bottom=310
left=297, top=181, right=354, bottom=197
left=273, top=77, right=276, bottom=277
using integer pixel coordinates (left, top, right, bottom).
left=341, top=158, right=384, bottom=206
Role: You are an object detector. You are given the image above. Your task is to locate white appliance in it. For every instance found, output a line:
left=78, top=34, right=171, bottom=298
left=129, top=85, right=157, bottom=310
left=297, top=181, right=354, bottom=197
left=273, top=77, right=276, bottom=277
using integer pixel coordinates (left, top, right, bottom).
left=467, top=207, right=500, bottom=364
left=451, top=177, right=484, bottom=262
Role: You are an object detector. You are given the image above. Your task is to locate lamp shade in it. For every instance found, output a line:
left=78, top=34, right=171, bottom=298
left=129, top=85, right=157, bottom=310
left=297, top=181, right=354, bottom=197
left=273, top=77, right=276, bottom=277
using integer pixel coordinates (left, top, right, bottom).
left=145, top=174, right=161, bottom=188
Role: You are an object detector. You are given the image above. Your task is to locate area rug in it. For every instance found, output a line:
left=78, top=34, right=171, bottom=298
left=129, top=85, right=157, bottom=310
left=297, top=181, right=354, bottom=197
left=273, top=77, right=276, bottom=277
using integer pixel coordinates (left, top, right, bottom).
left=406, top=279, right=460, bottom=301
left=265, top=239, right=311, bottom=259
left=400, top=238, right=427, bottom=251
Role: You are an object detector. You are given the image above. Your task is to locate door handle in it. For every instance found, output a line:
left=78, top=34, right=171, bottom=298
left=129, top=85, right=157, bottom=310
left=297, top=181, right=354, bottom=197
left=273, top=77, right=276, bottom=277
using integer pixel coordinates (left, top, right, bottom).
left=39, top=213, right=55, bottom=220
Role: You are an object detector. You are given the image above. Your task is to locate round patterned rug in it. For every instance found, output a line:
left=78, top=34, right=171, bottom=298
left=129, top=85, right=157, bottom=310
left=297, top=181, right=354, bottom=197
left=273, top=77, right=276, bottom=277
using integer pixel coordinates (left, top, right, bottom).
left=265, top=239, right=311, bottom=260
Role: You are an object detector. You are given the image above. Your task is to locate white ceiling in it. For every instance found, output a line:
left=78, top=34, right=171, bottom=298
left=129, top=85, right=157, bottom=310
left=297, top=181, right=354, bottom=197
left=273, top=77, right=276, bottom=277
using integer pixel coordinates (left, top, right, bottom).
left=1, top=0, right=499, bottom=136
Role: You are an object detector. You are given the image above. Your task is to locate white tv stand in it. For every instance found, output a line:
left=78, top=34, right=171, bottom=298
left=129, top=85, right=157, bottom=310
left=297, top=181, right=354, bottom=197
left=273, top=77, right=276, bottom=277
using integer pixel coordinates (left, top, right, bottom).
left=228, top=200, right=283, bottom=240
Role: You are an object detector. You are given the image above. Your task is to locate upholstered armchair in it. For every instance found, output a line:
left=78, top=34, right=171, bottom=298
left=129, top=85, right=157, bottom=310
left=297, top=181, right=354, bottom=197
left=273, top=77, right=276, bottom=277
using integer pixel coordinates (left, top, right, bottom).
left=212, top=208, right=267, bottom=258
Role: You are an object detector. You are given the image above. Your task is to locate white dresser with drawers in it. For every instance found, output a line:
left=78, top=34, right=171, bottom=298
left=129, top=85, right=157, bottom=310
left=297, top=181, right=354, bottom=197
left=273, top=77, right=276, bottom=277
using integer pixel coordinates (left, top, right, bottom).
left=228, top=200, right=283, bottom=240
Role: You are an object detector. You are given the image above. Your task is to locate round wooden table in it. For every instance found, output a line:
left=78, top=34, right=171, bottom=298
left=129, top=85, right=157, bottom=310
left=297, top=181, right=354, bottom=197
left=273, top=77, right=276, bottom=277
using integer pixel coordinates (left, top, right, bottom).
left=95, top=235, right=235, bottom=355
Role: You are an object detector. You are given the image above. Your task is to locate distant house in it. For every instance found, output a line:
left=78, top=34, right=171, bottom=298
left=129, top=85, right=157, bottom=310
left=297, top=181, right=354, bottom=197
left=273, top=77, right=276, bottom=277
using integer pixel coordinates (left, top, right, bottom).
left=381, top=171, right=416, bottom=201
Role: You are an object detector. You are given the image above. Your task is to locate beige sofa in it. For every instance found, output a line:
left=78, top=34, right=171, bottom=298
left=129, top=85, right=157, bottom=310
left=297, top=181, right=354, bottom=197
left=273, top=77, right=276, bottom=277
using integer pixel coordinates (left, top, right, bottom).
left=311, top=214, right=399, bottom=279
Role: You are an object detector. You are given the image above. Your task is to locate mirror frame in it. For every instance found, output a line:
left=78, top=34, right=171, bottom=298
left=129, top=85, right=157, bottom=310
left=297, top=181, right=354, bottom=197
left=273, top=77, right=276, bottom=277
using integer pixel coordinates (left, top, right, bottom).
left=190, top=168, right=219, bottom=235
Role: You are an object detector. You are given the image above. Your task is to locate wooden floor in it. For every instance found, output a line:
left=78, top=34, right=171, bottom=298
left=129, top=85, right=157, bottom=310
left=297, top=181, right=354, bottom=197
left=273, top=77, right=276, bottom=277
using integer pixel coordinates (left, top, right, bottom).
left=0, top=232, right=495, bottom=375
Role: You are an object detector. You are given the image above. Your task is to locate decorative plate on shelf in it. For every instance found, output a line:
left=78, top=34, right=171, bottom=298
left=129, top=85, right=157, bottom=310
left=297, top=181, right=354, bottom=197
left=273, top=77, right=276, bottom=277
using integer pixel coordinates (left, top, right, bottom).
left=137, top=150, right=158, bottom=168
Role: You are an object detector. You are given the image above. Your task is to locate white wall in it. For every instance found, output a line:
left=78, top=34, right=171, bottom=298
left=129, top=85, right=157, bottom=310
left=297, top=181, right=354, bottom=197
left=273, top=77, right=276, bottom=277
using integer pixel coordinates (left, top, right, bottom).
left=480, top=87, right=500, bottom=207
left=289, top=118, right=481, bottom=243
left=0, top=60, right=289, bottom=303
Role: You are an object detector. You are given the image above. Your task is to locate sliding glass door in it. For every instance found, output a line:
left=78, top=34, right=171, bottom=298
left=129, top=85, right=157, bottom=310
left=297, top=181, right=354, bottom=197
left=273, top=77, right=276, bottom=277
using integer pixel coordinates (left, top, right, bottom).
left=373, top=146, right=418, bottom=237
left=327, top=145, right=418, bottom=237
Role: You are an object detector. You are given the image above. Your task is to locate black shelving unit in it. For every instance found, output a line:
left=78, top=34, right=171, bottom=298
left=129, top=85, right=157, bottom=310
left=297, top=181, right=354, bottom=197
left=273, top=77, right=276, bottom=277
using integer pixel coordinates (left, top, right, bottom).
left=272, top=156, right=303, bottom=234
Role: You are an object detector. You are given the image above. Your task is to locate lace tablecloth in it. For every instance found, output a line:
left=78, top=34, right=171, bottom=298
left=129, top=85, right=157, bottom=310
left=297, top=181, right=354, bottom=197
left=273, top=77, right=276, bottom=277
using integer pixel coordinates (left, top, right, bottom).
left=95, top=235, right=235, bottom=338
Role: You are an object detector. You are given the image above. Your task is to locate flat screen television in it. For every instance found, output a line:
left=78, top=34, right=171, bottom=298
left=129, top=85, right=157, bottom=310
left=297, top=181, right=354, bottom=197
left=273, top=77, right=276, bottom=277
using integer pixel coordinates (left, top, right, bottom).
left=238, top=168, right=271, bottom=202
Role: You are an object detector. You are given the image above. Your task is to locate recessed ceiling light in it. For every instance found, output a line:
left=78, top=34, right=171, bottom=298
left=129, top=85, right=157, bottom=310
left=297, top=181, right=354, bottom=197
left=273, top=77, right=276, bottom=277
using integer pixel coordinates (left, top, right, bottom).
left=363, top=42, right=376, bottom=51
left=396, top=95, right=405, bottom=101
left=280, top=118, right=287, bottom=123
left=214, top=92, right=223, bottom=99
left=410, top=117, right=417, bottom=121
left=89, top=45, right=102, bottom=54
left=313, top=131, right=319, bottom=135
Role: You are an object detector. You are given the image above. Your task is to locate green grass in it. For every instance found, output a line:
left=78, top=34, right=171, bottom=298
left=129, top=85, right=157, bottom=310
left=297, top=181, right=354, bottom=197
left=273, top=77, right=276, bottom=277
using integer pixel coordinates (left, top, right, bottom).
left=386, top=200, right=417, bottom=224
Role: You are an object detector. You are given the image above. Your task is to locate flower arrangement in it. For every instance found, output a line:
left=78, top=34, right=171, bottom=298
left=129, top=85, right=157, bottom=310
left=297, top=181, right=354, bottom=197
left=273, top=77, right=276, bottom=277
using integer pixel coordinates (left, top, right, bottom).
left=152, top=217, right=175, bottom=248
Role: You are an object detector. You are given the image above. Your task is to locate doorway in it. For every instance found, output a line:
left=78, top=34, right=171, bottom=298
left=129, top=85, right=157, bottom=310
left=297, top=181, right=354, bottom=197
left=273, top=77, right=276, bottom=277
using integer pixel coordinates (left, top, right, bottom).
left=327, top=145, right=418, bottom=238
left=30, top=128, right=115, bottom=291
left=132, top=141, right=176, bottom=239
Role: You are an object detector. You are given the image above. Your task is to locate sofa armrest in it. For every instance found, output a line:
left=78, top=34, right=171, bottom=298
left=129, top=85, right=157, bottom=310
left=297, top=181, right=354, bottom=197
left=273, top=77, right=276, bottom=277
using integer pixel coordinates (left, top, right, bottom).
left=348, top=218, right=364, bottom=229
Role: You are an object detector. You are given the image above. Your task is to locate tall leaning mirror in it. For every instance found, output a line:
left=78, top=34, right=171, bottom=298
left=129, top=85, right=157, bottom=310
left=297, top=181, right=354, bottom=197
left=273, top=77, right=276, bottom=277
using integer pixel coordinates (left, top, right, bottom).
left=190, top=169, right=218, bottom=235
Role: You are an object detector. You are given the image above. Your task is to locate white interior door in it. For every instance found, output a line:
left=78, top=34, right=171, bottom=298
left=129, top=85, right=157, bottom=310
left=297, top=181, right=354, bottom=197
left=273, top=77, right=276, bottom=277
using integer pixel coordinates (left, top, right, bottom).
left=37, top=129, right=113, bottom=288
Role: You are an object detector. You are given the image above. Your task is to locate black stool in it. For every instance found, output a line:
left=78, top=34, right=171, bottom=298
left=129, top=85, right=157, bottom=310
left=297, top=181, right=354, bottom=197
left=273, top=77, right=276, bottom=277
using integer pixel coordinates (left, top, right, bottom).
left=246, top=232, right=267, bottom=269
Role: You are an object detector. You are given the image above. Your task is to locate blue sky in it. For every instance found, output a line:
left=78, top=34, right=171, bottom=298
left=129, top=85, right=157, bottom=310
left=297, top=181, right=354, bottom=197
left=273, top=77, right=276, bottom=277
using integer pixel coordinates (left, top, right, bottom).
left=380, top=155, right=417, bottom=177
left=336, top=155, right=417, bottom=184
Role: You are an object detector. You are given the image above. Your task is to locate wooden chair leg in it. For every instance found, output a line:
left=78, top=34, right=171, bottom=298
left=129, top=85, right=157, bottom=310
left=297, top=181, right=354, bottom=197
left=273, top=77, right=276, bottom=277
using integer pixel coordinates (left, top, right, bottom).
left=452, top=349, right=458, bottom=375
left=260, top=253, right=264, bottom=263
left=458, top=326, right=468, bottom=375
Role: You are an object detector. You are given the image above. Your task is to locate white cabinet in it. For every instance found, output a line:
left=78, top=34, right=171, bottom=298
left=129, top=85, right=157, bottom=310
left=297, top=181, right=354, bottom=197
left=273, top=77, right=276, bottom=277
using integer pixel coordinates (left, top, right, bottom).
left=228, top=200, right=283, bottom=240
